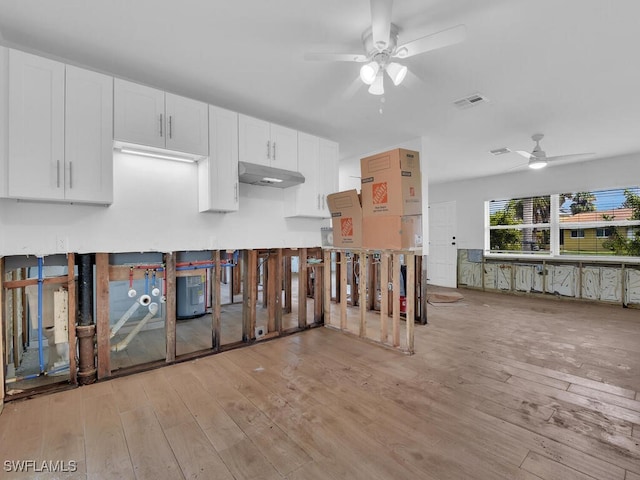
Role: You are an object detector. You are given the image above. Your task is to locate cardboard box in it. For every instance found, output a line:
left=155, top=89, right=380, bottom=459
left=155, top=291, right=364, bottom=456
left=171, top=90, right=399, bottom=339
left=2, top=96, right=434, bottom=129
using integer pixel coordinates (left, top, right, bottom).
left=360, top=148, right=422, bottom=217
left=362, top=214, right=423, bottom=250
left=326, top=189, right=363, bottom=248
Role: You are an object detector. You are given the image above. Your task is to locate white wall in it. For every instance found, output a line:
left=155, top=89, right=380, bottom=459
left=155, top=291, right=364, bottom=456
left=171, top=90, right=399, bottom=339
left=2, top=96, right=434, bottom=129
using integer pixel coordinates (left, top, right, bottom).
left=0, top=152, right=327, bottom=256
left=429, top=152, right=640, bottom=251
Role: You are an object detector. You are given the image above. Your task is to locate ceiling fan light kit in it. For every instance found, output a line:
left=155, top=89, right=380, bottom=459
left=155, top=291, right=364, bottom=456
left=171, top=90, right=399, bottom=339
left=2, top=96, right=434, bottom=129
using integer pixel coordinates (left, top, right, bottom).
left=360, top=61, right=380, bottom=85
left=511, top=133, right=595, bottom=171
left=386, top=61, right=407, bottom=86
left=304, top=0, right=466, bottom=96
left=368, top=72, right=385, bottom=95
left=528, top=158, right=548, bottom=169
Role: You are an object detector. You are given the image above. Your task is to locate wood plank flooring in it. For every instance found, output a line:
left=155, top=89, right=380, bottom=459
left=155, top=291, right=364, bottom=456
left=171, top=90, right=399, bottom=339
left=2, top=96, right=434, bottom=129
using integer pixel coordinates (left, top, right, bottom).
left=1, top=287, right=639, bottom=479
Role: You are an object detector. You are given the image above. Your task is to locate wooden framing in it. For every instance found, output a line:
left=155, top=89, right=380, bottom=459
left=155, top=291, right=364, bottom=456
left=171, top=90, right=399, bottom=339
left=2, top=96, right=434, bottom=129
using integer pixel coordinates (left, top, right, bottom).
left=298, top=248, right=307, bottom=329
left=0, top=257, right=5, bottom=410
left=242, top=249, right=257, bottom=342
left=283, top=255, right=292, bottom=314
left=96, top=253, right=110, bottom=379
left=323, top=249, right=332, bottom=327
left=67, top=253, right=78, bottom=385
left=324, top=248, right=418, bottom=354
left=164, top=252, right=176, bottom=363
left=212, top=250, right=221, bottom=351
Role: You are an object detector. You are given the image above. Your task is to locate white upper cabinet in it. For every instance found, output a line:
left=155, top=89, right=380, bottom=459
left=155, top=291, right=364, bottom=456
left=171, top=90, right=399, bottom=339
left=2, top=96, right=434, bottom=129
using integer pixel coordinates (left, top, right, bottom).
left=269, top=124, right=298, bottom=171
left=319, top=138, right=339, bottom=213
left=113, top=79, right=164, bottom=149
left=0, top=47, right=8, bottom=198
left=114, top=79, right=208, bottom=156
left=199, top=105, right=239, bottom=213
left=8, top=50, right=66, bottom=201
left=65, top=65, right=114, bottom=204
left=238, top=114, right=270, bottom=167
left=164, top=93, right=209, bottom=156
left=238, top=114, right=298, bottom=171
left=7, top=50, right=113, bottom=204
left=284, top=133, right=338, bottom=218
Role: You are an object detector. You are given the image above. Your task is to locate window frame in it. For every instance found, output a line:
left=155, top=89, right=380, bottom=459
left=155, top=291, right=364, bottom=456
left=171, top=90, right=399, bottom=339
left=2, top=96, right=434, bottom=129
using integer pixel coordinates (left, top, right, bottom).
left=485, top=190, right=640, bottom=263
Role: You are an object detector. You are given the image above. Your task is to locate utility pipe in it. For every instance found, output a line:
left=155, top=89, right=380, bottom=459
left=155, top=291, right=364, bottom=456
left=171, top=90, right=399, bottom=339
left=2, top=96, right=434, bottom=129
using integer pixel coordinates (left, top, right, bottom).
left=176, top=264, right=215, bottom=271
left=5, top=373, right=41, bottom=384
left=109, top=301, right=141, bottom=338
left=110, top=303, right=158, bottom=352
left=37, top=257, right=44, bottom=373
left=77, top=254, right=93, bottom=326
left=76, top=253, right=96, bottom=385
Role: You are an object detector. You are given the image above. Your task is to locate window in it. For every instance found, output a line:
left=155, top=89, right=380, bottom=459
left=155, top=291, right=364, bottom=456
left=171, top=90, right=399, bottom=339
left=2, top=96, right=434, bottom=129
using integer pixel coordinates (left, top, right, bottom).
left=488, top=195, right=551, bottom=254
left=487, top=187, right=640, bottom=258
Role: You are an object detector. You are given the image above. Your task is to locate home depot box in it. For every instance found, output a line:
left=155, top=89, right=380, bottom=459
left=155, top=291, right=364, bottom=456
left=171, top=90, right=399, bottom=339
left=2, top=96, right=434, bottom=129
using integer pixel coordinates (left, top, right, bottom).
left=360, top=148, right=422, bottom=217
left=326, top=189, right=363, bottom=248
left=362, top=214, right=423, bottom=250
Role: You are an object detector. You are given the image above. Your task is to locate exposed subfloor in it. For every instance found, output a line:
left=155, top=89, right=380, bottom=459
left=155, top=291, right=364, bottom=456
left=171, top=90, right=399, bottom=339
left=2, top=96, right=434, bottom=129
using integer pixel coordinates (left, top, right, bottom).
left=1, top=288, right=639, bottom=480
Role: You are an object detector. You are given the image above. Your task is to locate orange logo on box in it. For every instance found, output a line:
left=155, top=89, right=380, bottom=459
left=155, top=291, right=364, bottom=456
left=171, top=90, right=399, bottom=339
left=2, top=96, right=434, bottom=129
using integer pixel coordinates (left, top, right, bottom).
left=409, top=186, right=415, bottom=197
left=372, top=182, right=388, bottom=204
left=340, top=218, right=353, bottom=237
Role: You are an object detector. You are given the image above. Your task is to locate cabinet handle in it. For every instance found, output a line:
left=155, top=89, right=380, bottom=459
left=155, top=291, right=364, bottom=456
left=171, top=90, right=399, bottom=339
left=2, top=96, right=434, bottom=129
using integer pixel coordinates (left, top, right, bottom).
left=234, top=183, right=238, bottom=202
left=322, top=194, right=325, bottom=210
left=159, top=114, right=163, bottom=137
left=266, top=140, right=271, bottom=159
left=317, top=194, right=320, bottom=210
left=56, top=160, right=60, bottom=188
left=69, top=162, right=73, bottom=189
left=272, top=142, right=276, bottom=161
left=169, top=115, right=173, bottom=139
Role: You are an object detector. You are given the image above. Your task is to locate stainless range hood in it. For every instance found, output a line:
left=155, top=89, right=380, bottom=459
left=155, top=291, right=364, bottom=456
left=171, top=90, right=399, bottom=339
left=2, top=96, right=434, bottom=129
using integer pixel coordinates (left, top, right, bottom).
left=238, top=161, right=305, bottom=188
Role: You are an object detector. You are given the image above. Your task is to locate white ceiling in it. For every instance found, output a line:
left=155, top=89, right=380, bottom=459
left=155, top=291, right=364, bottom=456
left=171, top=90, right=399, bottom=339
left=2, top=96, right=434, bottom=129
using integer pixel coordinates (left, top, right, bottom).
left=1, top=0, right=640, bottom=184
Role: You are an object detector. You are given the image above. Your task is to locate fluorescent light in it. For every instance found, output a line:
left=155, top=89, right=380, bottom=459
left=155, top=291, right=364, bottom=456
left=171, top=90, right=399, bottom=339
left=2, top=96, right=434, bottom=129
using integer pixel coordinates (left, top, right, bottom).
left=120, top=148, right=197, bottom=163
left=262, top=177, right=284, bottom=183
left=386, top=62, right=408, bottom=86
left=528, top=158, right=547, bottom=169
left=368, top=73, right=384, bottom=95
left=359, top=61, right=379, bottom=85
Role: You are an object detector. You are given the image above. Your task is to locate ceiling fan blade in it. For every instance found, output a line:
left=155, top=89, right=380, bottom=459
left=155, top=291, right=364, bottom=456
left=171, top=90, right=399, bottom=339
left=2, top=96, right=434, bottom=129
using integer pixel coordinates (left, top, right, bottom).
left=546, top=152, right=595, bottom=163
left=394, top=24, right=466, bottom=59
left=370, top=0, right=393, bottom=51
left=515, top=150, right=533, bottom=159
left=304, top=53, right=367, bottom=62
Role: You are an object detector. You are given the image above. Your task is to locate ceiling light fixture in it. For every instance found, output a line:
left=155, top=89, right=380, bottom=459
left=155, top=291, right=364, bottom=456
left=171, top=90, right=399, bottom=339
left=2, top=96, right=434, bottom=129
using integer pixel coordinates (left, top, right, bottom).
left=528, top=158, right=548, bottom=169
left=368, top=72, right=385, bottom=95
left=385, top=62, right=407, bottom=86
left=360, top=59, right=407, bottom=93
left=359, top=61, right=380, bottom=85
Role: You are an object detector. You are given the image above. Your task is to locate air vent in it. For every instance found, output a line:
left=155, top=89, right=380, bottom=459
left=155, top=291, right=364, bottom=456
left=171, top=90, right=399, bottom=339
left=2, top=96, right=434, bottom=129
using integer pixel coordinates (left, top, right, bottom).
left=489, top=147, right=510, bottom=155
left=453, top=93, right=489, bottom=109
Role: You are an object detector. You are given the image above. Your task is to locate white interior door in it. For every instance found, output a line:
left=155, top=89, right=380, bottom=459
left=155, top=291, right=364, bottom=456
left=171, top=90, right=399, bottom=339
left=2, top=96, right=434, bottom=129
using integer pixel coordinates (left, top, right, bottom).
left=427, top=201, right=458, bottom=288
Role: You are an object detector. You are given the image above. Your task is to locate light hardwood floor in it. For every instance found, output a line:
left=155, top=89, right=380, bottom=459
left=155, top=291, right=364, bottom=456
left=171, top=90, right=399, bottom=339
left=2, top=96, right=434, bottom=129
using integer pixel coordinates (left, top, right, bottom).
left=1, top=288, right=639, bottom=480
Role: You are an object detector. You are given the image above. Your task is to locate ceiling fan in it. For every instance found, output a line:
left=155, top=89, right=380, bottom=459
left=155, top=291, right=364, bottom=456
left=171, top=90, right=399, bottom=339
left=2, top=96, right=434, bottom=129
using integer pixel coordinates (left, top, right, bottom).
left=304, top=0, right=466, bottom=95
left=513, top=133, right=595, bottom=170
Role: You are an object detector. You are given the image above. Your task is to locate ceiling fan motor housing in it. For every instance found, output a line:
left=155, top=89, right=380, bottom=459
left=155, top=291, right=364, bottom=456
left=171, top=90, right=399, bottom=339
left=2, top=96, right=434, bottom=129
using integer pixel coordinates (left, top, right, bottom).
left=362, top=23, right=400, bottom=59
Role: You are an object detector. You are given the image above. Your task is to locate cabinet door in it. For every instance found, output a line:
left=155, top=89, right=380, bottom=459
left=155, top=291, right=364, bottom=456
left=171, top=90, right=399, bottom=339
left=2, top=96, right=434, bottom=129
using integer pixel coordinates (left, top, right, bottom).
left=114, top=78, right=164, bottom=148
left=65, top=65, right=113, bottom=204
left=285, top=132, right=321, bottom=217
left=0, top=47, right=7, bottom=198
left=238, top=114, right=270, bottom=166
left=319, top=138, right=339, bottom=215
left=165, top=93, right=208, bottom=156
left=199, top=106, right=239, bottom=212
left=270, top=124, right=298, bottom=171
left=8, top=49, right=65, bottom=200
